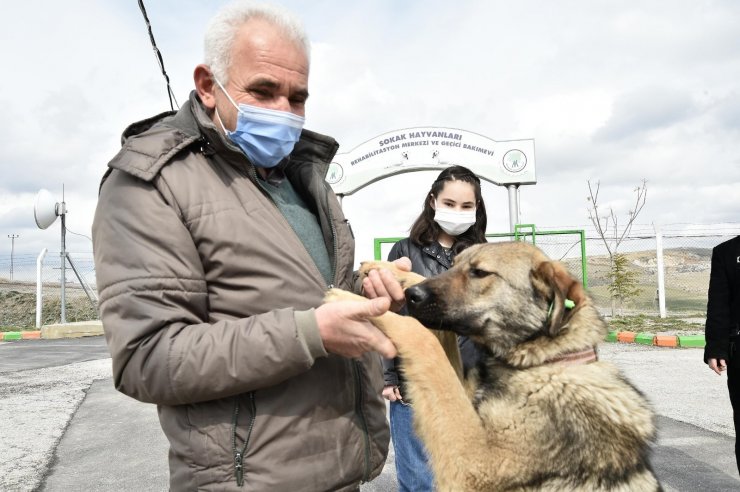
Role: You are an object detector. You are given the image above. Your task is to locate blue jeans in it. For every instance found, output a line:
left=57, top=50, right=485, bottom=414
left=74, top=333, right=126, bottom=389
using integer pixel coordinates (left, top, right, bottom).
left=389, top=400, right=435, bottom=491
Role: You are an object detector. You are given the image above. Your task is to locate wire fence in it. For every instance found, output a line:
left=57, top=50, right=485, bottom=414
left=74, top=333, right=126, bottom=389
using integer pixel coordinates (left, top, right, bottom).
left=540, top=233, right=720, bottom=316
left=375, top=227, right=740, bottom=319
left=0, top=226, right=737, bottom=328
left=0, top=252, right=97, bottom=328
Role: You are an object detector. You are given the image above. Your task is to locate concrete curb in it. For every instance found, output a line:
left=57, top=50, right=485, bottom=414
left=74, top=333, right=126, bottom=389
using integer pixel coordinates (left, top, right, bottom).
left=0, top=327, right=707, bottom=349
left=606, top=331, right=705, bottom=349
left=1, top=321, right=103, bottom=341
left=41, top=320, right=104, bottom=339
left=0, top=330, right=42, bottom=341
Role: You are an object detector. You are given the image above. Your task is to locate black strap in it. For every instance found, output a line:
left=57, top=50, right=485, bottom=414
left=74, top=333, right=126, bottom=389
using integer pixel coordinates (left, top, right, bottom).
left=138, top=0, right=179, bottom=111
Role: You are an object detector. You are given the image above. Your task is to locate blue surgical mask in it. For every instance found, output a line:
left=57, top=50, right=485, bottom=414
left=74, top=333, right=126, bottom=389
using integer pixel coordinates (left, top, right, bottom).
left=214, top=79, right=305, bottom=168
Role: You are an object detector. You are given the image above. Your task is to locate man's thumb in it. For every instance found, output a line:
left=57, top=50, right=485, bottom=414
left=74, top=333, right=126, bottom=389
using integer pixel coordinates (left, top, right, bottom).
left=366, top=296, right=390, bottom=317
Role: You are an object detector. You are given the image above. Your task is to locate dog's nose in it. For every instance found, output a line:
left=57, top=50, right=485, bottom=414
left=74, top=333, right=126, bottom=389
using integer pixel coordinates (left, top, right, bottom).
left=405, top=285, right=430, bottom=307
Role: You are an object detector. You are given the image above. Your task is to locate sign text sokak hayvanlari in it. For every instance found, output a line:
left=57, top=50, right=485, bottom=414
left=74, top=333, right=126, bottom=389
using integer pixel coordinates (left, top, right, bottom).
left=351, top=131, right=494, bottom=165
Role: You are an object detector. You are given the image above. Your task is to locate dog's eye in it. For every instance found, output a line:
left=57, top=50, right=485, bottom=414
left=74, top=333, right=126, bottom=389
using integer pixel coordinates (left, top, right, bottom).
left=469, top=268, right=492, bottom=278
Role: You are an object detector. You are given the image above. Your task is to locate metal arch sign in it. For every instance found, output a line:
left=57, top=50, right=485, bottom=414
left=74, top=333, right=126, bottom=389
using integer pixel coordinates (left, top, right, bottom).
left=325, top=127, right=536, bottom=196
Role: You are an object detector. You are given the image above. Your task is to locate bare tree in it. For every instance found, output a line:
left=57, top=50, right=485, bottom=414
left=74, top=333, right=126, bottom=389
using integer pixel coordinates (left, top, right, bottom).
left=587, top=179, right=647, bottom=315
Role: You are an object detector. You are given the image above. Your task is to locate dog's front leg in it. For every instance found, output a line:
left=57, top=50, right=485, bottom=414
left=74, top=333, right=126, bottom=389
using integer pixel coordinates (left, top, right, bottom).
left=369, top=315, right=522, bottom=491
left=324, top=289, right=511, bottom=490
left=396, top=335, right=502, bottom=491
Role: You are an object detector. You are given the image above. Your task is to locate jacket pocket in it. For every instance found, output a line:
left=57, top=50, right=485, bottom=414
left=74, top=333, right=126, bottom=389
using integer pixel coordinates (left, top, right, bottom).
left=182, top=397, right=244, bottom=488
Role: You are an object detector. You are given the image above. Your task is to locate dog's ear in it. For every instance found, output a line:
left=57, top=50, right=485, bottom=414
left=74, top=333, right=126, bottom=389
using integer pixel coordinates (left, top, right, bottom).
left=532, top=261, right=585, bottom=336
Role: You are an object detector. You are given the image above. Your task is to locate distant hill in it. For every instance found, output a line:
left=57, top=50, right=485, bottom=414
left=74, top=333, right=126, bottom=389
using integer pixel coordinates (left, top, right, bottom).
left=563, top=247, right=711, bottom=313
left=579, top=247, right=711, bottom=273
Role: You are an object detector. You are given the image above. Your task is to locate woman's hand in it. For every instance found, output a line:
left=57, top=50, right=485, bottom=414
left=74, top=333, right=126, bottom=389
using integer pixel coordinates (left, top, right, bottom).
left=708, top=358, right=727, bottom=375
left=382, top=385, right=403, bottom=402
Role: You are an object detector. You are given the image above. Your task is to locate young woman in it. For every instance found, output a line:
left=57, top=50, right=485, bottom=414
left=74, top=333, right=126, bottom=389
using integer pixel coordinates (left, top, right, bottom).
left=383, top=165, right=488, bottom=491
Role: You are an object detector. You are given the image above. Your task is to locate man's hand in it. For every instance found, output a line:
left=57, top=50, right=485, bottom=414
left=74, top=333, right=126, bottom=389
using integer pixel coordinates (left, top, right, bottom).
left=315, top=297, right=397, bottom=359
left=362, top=257, right=412, bottom=312
left=382, top=385, right=403, bottom=402
left=709, top=358, right=727, bottom=375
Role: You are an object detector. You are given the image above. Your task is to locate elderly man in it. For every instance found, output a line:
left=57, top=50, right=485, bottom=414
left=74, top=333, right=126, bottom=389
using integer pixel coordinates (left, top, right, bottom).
left=705, top=235, right=740, bottom=475
left=92, top=2, right=405, bottom=490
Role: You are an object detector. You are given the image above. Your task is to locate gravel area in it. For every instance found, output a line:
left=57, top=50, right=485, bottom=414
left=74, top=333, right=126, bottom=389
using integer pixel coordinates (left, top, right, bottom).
left=0, top=359, right=111, bottom=491
left=599, top=343, right=734, bottom=436
left=0, top=343, right=732, bottom=491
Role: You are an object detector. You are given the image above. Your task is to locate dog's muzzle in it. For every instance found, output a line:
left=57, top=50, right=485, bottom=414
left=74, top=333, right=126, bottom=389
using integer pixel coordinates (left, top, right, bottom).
left=405, top=284, right=442, bottom=326
left=405, top=284, right=430, bottom=308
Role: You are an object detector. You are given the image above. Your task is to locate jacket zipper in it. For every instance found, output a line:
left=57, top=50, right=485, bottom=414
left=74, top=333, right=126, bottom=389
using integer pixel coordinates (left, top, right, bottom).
left=255, top=167, right=371, bottom=479
left=353, top=360, right=372, bottom=482
left=317, top=177, right=369, bottom=479
left=241, top=158, right=367, bottom=479
left=325, top=195, right=338, bottom=285
left=232, top=392, right=256, bottom=487
left=205, top=142, right=365, bottom=482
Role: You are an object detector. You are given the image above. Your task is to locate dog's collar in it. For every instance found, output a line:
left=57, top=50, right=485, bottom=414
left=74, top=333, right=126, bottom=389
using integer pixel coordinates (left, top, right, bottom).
left=546, top=298, right=576, bottom=320
left=544, top=346, right=598, bottom=366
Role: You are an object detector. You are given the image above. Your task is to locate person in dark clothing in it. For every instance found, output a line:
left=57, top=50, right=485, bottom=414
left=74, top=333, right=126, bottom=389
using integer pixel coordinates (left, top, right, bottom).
left=381, top=165, right=488, bottom=491
left=704, top=235, right=740, bottom=475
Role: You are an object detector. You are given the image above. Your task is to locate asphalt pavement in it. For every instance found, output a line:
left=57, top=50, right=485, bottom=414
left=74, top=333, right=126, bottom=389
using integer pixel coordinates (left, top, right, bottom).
left=1, top=336, right=738, bottom=492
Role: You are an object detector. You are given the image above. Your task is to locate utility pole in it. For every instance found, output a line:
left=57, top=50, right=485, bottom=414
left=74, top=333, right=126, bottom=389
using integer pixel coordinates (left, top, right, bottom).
left=8, top=234, right=19, bottom=281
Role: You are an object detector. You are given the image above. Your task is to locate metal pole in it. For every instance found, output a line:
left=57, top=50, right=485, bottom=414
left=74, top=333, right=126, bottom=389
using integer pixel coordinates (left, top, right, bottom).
left=8, top=234, right=19, bottom=281
left=61, top=210, right=67, bottom=324
left=654, top=223, right=667, bottom=318
left=579, top=230, right=588, bottom=289
left=507, top=184, right=519, bottom=233
left=36, top=248, right=48, bottom=328
left=66, top=252, right=98, bottom=305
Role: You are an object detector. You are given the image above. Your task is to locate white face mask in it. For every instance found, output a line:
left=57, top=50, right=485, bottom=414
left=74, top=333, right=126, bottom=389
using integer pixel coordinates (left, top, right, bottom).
left=434, top=200, right=476, bottom=236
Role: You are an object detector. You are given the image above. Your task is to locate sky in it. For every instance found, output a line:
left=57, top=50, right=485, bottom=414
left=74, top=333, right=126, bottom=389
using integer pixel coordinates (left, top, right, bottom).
left=1, top=0, right=739, bottom=266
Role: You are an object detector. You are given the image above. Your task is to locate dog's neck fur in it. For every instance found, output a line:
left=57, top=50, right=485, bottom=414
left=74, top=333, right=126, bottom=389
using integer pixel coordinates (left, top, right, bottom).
left=504, top=300, right=607, bottom=368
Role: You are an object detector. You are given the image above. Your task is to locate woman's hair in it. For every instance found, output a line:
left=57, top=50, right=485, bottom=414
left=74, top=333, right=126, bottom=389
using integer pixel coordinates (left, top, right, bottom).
left=409, top=165, right=488, bottom=255
left=204, top=1, right=310, bottom=84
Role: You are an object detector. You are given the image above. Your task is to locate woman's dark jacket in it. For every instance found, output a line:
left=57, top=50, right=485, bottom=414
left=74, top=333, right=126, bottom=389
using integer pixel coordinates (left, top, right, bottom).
left=383, top=238, right=481, bottom=397
left=704, top=236, right=740, bottom=363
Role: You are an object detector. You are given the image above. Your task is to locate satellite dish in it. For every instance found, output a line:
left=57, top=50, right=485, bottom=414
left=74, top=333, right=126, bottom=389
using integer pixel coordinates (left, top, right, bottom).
left=33, top=184, right=81, bottom=325
left=34, top=188, right=64, bottom=230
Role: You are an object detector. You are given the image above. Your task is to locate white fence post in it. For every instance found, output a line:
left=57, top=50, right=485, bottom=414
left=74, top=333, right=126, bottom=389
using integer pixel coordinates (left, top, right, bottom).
left=653, top=224, right=667, bottom=318
left=36, top=248, right=48, bottom=328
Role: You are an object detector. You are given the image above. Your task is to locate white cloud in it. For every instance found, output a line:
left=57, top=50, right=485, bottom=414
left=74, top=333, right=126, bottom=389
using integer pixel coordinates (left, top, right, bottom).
left=594, top=86, right=696, bottom=142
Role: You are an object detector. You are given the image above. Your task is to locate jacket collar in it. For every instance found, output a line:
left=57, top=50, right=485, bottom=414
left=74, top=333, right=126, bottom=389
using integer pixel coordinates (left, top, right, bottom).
left=421, top=242, right=453, bottom=269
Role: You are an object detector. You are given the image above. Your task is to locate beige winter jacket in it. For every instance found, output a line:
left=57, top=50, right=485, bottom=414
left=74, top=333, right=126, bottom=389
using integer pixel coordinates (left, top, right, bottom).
left=92, top=92, right=389, bottom=491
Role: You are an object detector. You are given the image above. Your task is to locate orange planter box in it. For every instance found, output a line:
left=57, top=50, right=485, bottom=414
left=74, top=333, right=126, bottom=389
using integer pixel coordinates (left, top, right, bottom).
left=21, top=331, right=42, bottom=339
left=617, top=331, right=636, bottom=343
left=655, top=335, right=678, bottom=347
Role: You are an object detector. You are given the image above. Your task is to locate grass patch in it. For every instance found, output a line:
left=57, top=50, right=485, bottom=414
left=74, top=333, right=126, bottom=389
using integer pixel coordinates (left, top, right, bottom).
left=0, top=289, right=98, bottom=330
left=606, top=314, right=705, bottom=334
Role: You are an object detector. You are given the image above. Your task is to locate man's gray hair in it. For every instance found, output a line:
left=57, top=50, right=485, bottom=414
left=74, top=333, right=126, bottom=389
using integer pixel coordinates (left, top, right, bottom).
left=204, top=1, right=310, bottom=83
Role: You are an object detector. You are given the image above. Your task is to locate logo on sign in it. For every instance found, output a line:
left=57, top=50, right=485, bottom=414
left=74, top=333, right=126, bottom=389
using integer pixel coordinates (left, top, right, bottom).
left=502, top=150, right=527, bottom=173
left=326, top=163, right=344, bottom=184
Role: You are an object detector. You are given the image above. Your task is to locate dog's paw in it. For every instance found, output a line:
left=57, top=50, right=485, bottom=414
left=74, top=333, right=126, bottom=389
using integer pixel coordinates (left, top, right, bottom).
left=358, top=260, right=426, bottom=288
left=358, top=261, right=397, bottom=278
left=324, top=288, right=364, bottom=303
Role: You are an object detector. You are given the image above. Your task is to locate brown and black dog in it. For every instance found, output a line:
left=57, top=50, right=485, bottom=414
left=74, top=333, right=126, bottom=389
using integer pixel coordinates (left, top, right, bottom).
left=326, top=241, right=662, bottom=491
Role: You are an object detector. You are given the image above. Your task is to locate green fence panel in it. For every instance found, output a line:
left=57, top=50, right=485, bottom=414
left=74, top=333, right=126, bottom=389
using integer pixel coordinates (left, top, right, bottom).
left=373, top=226, right=588, bottom=288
